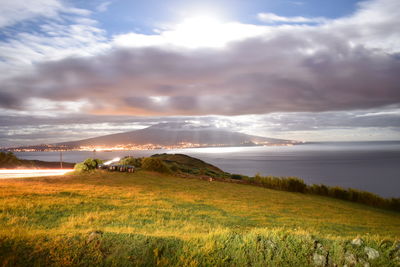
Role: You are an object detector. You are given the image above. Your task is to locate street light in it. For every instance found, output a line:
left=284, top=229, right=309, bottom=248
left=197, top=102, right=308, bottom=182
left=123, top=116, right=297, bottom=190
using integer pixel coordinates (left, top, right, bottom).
left=60, top=151, right=63, bottom=169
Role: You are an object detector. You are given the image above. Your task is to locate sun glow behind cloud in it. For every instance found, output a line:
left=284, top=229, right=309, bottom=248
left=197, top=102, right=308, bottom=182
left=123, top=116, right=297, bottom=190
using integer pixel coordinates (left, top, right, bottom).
left=166, top=16, right=227, bottom=48
left=113, top=15, right=267, bottom=49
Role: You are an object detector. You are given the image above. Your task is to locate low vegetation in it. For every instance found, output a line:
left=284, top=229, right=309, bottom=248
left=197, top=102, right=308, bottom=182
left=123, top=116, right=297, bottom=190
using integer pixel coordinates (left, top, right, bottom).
left=0, top=170, right=399, bottom=266
left=116, top=154, right=228, bottom=178
left=0, top=152, right=21, bottom=167
left=74, top=158, right=103, bottom=172
left=241, top=174, right=400, bottom=212
left=151, top=153, right=228, bottom=178
left=0, top=151, right=74, bottom=169
left=141, top=157, right=171, bottom=173
left=119, top=157, right=142, bottom=167
left=89, top=154, right=400, bottom=212
left=2, top=154, right=398, bottom=265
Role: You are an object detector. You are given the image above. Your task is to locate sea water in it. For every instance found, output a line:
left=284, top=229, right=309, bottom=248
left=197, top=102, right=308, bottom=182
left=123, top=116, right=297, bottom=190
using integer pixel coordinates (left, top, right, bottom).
left=14, top=141, right=400, bottom=198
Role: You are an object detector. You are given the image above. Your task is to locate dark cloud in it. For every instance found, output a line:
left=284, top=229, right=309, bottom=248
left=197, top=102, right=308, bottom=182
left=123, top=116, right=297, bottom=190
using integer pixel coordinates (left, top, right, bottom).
left=0, top=91, right=21, bottom=109
left=0, top=27, right=400, bottom=115
left=0, top=114, right=189, bottom=127
left=2, top=31, right=400, bottom=116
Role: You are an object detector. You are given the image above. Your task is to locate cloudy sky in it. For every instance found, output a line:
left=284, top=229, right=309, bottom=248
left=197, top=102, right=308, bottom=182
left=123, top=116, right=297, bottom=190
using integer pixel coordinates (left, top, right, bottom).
left=0, top=0, right=400, bottom=147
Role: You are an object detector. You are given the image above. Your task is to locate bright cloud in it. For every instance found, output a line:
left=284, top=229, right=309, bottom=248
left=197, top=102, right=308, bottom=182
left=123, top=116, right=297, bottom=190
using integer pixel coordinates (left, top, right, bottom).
left=0, top=0, right=62, bottom=28
left=0, top=0, right=109, bottom=80
left=0, top=0, right=90, bottom=28
left=114, top=17, right=268, bottom=49
left=257, top=13, right=327, bottom=24
left=96, top=1, right=112, bottom=13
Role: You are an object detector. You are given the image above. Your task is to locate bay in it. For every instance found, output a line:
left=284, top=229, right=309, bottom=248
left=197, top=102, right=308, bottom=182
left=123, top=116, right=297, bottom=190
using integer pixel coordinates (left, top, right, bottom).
left=15, top=141, right=400, bottom=198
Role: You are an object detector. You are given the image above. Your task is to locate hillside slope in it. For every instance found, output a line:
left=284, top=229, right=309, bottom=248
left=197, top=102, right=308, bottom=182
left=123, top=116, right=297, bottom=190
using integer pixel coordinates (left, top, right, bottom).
left=0, top=151, right=74, bottom=169
left=151, top=153, right=228, bottom=176
left=0, top=171, right=399, bottom=266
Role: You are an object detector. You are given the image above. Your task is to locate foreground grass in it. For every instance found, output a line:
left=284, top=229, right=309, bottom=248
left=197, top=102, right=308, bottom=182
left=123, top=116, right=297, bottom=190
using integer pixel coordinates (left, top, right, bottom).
left=0, top=171, right=399, bottom=266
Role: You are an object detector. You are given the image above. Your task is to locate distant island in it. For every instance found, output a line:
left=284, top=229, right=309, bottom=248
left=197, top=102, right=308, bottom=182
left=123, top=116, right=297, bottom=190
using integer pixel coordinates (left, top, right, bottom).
left=6, top=122, right=302, bottom=152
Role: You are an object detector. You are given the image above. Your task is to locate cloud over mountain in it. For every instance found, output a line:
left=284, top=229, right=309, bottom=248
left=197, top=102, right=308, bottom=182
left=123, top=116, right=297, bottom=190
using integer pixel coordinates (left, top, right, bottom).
left=1, top=0, right=399, bottom=117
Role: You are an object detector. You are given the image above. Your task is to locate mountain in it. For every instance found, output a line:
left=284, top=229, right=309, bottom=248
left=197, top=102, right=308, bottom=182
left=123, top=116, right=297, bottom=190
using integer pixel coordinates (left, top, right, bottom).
left=56, top=122, right=298, bottom=148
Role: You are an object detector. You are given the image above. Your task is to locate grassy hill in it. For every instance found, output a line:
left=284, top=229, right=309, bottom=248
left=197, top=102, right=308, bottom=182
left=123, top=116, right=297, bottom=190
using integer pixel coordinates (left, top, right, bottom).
left=0, top=170, right=399, bottom=266
left=151, top=153, right=229, bottom=177
left=0, top=151, right=75, bottom=169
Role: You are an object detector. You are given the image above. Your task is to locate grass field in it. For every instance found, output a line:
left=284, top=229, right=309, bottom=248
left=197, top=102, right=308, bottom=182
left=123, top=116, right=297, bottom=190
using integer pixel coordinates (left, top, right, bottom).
left=1, top=170, right=399, bottom=266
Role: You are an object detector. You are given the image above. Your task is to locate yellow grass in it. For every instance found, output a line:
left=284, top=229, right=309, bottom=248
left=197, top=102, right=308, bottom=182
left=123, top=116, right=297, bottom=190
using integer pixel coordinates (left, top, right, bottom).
left=0, top=170, right=398, bottom=240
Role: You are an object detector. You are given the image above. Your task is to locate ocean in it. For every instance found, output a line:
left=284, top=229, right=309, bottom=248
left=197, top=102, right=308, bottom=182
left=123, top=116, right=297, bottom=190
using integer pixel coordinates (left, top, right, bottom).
left=14, top=141, right=400, bottom=198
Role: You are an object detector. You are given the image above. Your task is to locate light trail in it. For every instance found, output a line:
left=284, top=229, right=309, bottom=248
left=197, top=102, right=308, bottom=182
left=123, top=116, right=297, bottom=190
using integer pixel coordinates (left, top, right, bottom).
left=103, top=157, right=120, bottom=165
left=0, top=169, right=74, bottom=179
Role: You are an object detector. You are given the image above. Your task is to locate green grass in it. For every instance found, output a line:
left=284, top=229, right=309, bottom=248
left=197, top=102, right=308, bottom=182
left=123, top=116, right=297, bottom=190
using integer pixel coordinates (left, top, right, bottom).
left=114, top=154, right=400, bottom=211
left=151, top=153, right=227, bottom=177
left=0, top=170, right=399, bottom=266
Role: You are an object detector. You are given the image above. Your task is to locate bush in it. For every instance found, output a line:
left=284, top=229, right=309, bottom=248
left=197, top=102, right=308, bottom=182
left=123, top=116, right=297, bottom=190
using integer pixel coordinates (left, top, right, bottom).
left=307, top=183, right=400, bottom=211
left=246, top=173, right=399, bottom=211
left=119, top=157, right=142, bottom=167
left=74, top=158, right=103, bottom=172
left=141, top=158, right=171, bottom=173
left=230, top=174, right=243, bottom=180
left=253, top=173, right=263, bottom=183
left=328, top=186, right=350, bottom=200
left=309, top=184, right=329, bottom=195
left=169, top=163, right=179, bottom=172
left=250, top=175, right=306, bottom=193
left=0, top=151, right=21, bottom=167
left=286, top=177, right=307, bottom=193
left=388, top=198, right=400, bottom=211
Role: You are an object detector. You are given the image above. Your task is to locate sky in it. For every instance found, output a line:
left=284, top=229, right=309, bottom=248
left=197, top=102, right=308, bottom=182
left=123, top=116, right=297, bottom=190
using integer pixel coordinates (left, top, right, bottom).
left=0, top=0, right=400, bottom=147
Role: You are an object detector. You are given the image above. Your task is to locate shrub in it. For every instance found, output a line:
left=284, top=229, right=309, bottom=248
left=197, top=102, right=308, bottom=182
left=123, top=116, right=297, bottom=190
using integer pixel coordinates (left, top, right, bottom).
left=119, top=157, right=142, bottom=167
left=230, top=174, right=243, bottom=180
left=250, top=175, right=307, bottom=193
left=169, top=163, right=179, bottom=172
left=388, top=198, right=400, bottom=211
left=74, top=158, right=102, bottom=172
left=328, top=186, right=350, bottom=200
left=141, top=158, right=171, bottom=173
left=307, top=184, right=400, bottom=211
left=309, top=184, right=329, bottom=195
left=0, top=151, right=21, bottom=167
left=286, top=177, right=307, bottom=193
left=246, top=174, right=399, bottom=211
left=254, top=173, right=263, bottom=183
left=205, top=170, right=223, bottom=178
left=74, top=162, right=89, bottom=172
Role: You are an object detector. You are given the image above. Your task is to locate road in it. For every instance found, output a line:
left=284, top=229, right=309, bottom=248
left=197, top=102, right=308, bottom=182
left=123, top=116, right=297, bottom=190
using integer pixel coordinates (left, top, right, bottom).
left=0, top=169, right=74, bottom=179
